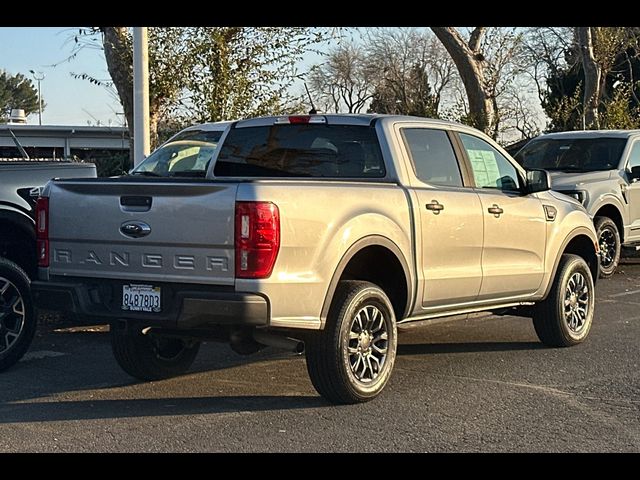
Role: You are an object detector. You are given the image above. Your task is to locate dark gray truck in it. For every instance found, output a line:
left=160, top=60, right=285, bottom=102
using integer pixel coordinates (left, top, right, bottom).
left=0, top=161, right=96, bottom=370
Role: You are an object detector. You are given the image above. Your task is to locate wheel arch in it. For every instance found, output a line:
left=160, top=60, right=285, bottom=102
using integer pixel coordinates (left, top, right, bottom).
left=0, top=208, right=36, bottom=278
left=543, top=228, right=599, bottom=299
left=320, top=235, right=413, bottom=329
left=593, top=203, right=624, bottom=243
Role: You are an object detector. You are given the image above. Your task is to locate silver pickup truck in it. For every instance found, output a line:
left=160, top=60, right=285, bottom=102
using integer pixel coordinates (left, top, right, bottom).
left=32, top=115, right=599, bottom=404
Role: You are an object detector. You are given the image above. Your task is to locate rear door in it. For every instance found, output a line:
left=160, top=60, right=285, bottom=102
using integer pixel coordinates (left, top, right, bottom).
left=456, top=132, right=546, bottom=300
left=399, top=126, right=484, bottom=309
left=47, top=179, right=238, bottom=285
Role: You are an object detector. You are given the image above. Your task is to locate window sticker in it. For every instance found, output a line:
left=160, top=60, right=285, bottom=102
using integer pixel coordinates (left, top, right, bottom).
left=468, top=149, right=500, bottom=188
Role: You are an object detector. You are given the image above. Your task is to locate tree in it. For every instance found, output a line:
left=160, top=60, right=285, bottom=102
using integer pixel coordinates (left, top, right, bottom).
left=370, top=64, right=439, bottom=117
left=101, top=27, right=194, bottom=150
left=430, top=27, right=496, bottom=134
left=520, top=27, right=574, bottom=132
left=74, top=27, right=331, bottom=151
left=308, top=29, right=455, bottom=118
left=365, top=28, right=453, bottom=117
left=480, top=28, right=535, bottom=141
left=0, top=70, right=42, bottom=120
left=178, top=27, right=327, bottom=122
left=432, top=27, right=539, bottom=142
left=308, top=42, right=375, bottom=113
left=577, top=27, right=602, bottom=128
left=523, top=27, right=584, bottom=132
left=539, top=27, right=640, bottom=131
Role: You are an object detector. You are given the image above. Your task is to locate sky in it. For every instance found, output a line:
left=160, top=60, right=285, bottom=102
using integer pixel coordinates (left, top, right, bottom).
left=0, top=27, right=329, bottom=127
left=1, top=27, right=130, bottom=126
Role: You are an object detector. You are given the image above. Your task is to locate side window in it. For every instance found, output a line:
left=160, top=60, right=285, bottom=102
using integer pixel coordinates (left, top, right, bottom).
left=401, top=128, right=463, bottom=187
left=459, top=133, right=521, bottom=192
left=628, top=142, right=640, bottom=169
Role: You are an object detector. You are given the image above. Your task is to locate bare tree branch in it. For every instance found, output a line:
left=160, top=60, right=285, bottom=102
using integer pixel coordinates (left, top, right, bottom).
left=469, top=27, right=486, bottom=53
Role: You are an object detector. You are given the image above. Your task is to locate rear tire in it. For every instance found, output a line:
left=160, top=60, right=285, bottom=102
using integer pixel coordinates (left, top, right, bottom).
left=111, top=323, right=200, bottom=381
left=305, top=280, right=397, bottom=404
left=595, top=216, right=620, bottom=278
left=533, top=254, right=594, bottom=347
left=0, top=258, right=36, bottom=372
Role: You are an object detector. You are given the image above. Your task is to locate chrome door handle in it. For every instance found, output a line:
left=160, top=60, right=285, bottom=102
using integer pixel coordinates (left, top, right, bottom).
left=426, top=200, right=444, bottom=214
left=487, top=204, right=503, bottom=217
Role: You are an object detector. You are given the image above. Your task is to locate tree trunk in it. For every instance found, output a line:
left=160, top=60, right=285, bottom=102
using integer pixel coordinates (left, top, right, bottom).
left=431, top=27, right=496, bottom=136
left=577, top=27, right=601, bottom=129
left=102, top=27, right=160, bottom=163
left=149, top=110, right=160, bottom=150
left=102, top=28, right=134, bottom=161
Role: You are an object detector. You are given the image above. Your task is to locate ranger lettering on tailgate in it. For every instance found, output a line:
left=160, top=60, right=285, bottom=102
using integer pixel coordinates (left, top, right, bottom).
left=53, top=248, right=228, bottom=272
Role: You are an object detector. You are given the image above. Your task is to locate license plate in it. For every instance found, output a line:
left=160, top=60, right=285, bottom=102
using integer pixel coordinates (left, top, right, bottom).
left=122, top=284, right=161, bottom=312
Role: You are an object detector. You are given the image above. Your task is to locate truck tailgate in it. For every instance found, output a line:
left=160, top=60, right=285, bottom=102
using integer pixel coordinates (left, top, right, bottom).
left=47, top=180, right=237, bottom=285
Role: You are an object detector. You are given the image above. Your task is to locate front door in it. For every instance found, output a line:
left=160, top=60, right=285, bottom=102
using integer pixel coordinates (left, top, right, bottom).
left=458, top=132, right=546, bottom=300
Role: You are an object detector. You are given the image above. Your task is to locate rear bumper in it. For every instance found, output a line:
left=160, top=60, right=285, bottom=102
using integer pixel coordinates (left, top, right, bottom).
left=31, top=279, right=269, bottom=328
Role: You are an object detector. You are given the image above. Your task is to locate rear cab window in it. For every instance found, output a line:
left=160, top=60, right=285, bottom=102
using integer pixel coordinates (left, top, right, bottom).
left=214, top=124, right=385, bottom=178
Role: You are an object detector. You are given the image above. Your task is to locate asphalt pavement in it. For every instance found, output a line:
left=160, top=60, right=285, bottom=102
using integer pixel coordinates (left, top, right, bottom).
left=1, top=259, right=639, bottom=452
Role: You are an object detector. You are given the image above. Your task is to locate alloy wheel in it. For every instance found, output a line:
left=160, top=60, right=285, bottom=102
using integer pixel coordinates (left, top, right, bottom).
left=0, top=277, right=26, bottom=354
left=564, top=272, right=590, bottom=334
left=347, top=304, right=389, bottom=383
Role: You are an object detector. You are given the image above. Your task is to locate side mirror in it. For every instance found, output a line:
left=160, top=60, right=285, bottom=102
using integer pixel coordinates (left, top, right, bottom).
left=630, top=165, right=640, bottom=182
left=526, top=168, right=551, bottom=194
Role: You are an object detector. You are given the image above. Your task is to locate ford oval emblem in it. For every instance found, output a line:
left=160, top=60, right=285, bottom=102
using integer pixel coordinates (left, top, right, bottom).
left=120, top=220, right=151, bottom=238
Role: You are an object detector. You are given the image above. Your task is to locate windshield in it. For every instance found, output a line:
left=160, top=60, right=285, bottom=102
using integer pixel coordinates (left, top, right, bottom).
left=130, top=129, right=224, bottom=177
left=214, top=124, right=385, bottom=178
left=515, top=137, right=626, bottom=172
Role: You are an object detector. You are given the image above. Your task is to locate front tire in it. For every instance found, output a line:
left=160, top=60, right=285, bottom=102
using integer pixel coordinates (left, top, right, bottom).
left=533, top=254, right=595, bottom=347
left=305, top=280, right=397, bottom=404
left=595, top=216, right=620, bottom=278
left=0, top=258, right=36, bottom=372
left=111, top=323, right=200, bottom=381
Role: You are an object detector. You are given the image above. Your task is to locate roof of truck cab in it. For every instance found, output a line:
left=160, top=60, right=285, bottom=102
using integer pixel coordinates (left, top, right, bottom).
left=234, top=114, right=468, bottom=129
left=534, top=130, right=640, bottom=140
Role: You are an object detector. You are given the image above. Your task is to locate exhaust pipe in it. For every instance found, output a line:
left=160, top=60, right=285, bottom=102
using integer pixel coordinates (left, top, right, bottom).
left=253, top=330, right=305, bottom=354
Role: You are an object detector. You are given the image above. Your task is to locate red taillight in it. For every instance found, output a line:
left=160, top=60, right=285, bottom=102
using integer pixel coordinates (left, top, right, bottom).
left=35, top=197, right=49, bottom=267
left=235, top=201, right=280, bottom=279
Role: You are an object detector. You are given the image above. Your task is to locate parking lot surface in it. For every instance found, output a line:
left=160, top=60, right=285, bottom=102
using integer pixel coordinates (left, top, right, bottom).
left=1, top=259, right=639, bottom=452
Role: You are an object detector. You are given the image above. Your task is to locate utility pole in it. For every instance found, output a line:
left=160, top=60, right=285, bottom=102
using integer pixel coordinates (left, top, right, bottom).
left=133, top=27, right=150, bottom=167
left=29, top=70, right=45, bottom=125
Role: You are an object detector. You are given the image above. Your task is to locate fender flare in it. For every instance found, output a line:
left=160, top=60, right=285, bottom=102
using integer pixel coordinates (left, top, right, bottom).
left=543, top=226, right=599, bottom=299
left=319, top=235, right=414, bottom=328
left=590, top=196, right=625, bottom=226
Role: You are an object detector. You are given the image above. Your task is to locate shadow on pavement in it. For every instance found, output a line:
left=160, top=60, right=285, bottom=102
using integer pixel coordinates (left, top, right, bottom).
left=1, top=328, right=547, bottom=423
left=0, top=329, right=309, bottom=411
left=0, top=395, right=328, bottom=424
left=398, top=341, right=544, bottom=356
